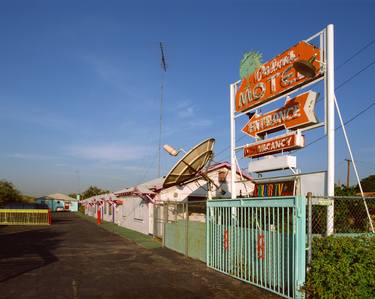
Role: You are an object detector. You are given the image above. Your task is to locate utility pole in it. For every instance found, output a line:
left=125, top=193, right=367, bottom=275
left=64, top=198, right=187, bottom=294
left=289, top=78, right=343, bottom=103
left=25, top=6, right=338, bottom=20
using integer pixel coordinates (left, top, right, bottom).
left=158, top=42, right=167, bottom=178
left=345, top=159, right=351, bottom=188
left=326, top=24, right=335, bottom=236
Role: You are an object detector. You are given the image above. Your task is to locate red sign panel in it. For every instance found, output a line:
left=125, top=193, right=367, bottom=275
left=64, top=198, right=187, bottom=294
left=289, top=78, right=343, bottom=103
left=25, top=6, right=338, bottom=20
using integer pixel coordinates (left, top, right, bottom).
left=242, top=91, right=318, bottom=138
left=235, top=41, right=322, bottom=113
left=224, top=229, right=228, bottom=250
left=243, top=133, right=304, bottom=158
left=257, top=234, right=265, bottom=260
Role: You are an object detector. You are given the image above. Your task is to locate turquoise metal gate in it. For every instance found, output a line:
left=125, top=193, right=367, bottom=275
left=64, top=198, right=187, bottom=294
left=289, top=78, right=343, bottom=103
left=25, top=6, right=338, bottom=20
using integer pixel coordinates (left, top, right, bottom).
left=206, top=196, right=306, bottom=299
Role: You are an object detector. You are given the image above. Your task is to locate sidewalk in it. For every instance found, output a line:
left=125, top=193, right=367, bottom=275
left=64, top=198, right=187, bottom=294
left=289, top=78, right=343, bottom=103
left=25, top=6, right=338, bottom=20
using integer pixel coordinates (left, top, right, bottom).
left=76, top=212, right=161, bottom=249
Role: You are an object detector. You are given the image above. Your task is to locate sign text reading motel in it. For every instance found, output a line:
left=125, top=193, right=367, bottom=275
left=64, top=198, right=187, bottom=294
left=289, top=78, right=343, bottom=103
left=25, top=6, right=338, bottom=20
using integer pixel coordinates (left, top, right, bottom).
left=244, top=133, right=304, bottom=158
left=242, top=90, right=318, bottom=138
left=235, top=41, right=322, bottom=113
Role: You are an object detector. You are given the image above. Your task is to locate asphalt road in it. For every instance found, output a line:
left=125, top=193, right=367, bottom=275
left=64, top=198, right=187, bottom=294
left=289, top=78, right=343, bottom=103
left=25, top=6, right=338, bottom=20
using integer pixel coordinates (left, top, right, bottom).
left=0, top=212, right=279, bottom=299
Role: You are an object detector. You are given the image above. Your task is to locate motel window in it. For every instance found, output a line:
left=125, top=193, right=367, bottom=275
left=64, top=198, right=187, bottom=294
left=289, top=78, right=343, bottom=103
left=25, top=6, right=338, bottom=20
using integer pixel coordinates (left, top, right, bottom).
left=218, top=171, right=227, bottom=183
left=122, top=204, right=127, bottom=218
left=188, top=196, right=206, bottom=214
left=109, top=204, right=112, bottom=216
left=134, top=201, right=144, bottom=221
left=104, top=203, right=107, bottom=214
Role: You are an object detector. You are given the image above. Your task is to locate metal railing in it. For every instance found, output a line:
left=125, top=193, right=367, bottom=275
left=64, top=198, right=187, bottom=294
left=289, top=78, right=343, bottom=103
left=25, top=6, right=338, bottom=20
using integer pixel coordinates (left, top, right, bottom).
left=207, top=197, right=306, bottom=299
left=0, top=209, right=51, bottom=225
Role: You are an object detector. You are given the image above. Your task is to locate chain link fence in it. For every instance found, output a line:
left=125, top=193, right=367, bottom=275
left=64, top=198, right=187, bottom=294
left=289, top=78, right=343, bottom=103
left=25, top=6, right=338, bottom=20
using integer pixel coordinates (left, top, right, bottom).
left=306, top=194, right=375, bottom=267
left=307, top=195, right=375, bottom=235
left=305, top=195, right=375, bottom=298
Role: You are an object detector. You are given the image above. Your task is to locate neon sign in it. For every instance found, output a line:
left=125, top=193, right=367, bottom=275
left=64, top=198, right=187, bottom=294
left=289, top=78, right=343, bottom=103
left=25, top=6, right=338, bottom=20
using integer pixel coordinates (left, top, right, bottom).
left=235, top=41, right=321, bottom=113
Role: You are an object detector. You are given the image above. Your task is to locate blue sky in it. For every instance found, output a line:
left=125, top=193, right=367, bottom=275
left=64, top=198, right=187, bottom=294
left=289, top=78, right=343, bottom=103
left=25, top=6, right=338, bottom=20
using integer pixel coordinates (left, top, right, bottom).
left=1, top=0, right=375, bottom=196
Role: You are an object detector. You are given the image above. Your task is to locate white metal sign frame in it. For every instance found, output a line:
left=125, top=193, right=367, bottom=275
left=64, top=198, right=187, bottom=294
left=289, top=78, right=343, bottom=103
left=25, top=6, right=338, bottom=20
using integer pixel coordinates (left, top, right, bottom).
left=230, top=24, right=335, bottom=235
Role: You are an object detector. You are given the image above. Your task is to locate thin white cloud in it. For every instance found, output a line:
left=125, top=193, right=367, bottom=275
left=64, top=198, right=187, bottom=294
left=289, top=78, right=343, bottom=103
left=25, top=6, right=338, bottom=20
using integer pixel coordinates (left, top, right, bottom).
left=1, top=100, right=74, bottom=131
left=359, top=147, right=375, bottom=153
left=7, top=153, right=57, bottom=160
left=169, top=100, right=198, bottom=119
left=163, top=117, right=214, bottom=138
left=66, top=144, right=151, bottom=162
left=188, top=119, right=213, bottom=127
left=55, top=163, right=66, bottom=167
left=177, top=106, right=195, bottom=118
left=174, top=100, right=191, bottom=110
left=82, top=55, right=157, bottom=112
left=82, top=55, right=134, bottom=96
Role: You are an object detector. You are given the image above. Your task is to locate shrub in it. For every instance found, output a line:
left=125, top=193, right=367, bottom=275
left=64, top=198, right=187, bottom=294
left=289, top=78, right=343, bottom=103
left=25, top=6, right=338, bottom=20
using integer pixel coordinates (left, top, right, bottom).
left=305, top=235, right=375, bottom=298
left=79, top=204, right=85, bottom=214
left=0, top=180, right=22, bottom=206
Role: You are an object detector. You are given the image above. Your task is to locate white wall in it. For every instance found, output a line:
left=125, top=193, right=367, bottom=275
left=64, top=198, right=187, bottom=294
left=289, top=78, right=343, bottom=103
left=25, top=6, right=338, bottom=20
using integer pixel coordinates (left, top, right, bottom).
left=117, top=196, right=150, bottom=235
left=148, top=203, right=154, bottom=235
left=114, top=205, right=122, bottom=225
left=102, top=202, right=115, bottom=222
left=86, top=205, right=96, bottom=217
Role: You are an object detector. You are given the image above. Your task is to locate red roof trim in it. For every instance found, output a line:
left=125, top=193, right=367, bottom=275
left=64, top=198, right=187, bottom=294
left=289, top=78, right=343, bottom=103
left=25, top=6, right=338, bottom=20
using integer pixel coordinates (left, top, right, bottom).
left=204, top=162, right=252, bottom=181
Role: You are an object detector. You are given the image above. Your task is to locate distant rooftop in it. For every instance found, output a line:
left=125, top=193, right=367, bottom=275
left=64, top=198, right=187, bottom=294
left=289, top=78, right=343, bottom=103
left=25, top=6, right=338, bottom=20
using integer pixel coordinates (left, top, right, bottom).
left=38, top=193, right=78, bottom=201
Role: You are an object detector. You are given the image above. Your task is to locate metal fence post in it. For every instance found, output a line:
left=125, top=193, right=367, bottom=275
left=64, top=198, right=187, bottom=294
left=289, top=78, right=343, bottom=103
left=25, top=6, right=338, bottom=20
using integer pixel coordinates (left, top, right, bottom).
left=295, top=195, right=306, bottom=299
left=307, top=192, right=313, bottom=269
left=162, top=202, right=167, bottom=247
left=185, top=201, right=189, bottom=257
left=206, top=201, right=209, bottom=266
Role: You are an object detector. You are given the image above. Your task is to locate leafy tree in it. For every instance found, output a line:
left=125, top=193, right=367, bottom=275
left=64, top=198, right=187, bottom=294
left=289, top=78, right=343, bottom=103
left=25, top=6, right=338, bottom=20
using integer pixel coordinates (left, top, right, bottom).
left=0, top=180, right=22, bottom=206
left=81, top=186, right=109, bottom=199
left=68, top=192, right=77, bottom=199
left=21, top=195, right=35, bottom=203
left=334, top=184, right=358, bottom=196
left=360, top=175, right=375, bottom=192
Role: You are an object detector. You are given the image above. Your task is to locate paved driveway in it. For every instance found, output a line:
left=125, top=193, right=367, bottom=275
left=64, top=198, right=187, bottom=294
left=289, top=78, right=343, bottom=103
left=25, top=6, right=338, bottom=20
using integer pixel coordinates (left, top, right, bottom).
left=0, top=212, right=279, bottom=299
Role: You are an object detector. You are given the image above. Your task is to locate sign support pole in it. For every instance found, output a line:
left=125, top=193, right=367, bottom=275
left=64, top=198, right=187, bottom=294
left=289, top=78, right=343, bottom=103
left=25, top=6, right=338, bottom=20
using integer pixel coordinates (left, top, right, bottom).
left=230, top=83, right=237, bottom=199
left=326, top=24, right=335, bottom=236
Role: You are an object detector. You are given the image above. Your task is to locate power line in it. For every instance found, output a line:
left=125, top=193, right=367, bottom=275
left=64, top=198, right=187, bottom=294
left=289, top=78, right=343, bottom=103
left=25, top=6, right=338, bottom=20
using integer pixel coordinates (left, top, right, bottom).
left=355, top=160, right=375, bottom=166
left=305, top=101, right=375, bottom=148
left=215, top=135, right=245, bottom=159
left=335, top=58, right=375, bottom=91
left=315, top=56, right=375, bottom=104
left=336, top=39, right=375, bottom=71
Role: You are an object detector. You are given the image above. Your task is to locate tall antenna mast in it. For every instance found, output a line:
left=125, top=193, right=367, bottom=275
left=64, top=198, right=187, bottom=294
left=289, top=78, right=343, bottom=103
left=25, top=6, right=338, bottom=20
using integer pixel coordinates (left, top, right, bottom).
left=158, top=42, right=167, bottom=177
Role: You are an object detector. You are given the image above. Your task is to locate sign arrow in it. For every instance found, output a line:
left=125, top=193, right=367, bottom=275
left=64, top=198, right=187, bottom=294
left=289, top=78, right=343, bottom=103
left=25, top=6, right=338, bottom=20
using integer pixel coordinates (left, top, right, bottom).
left=242, top=90, right=319, bottom=138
